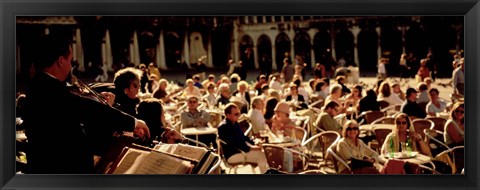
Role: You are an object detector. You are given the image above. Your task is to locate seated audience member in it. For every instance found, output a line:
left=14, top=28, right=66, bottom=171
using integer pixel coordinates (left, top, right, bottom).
left=286, top=83, right=308, bottom=111
left=192, top=74, right=203, bottom=89
left=216, top=83, right=231, bottom=106
left=358, top=89, right=380, bottom=114
left=444, top=102, right=464, bottom=147
left=293, top=78, right=310, bottom=104
left=423, top=77, right=433, bottom=90
left=452, top=58, right=464, bottom=96
left=321, top=77, right=331, bottom=97
left=325, top=84, right=343, bottom=106
left=337, top=120, right=381, bottom=174
left=113, top=67, right=142, bottom=116
left=267, top=89, right=281, bottom=102
left=401, top=88, right=427, bottom=119
left=336, top=75, right=351, bottom=96
left=416, top=82, right=430, bottom=104
left=248, top=96, right=269, bottom=137
left=264, top=97, right=279, bottom=128
left=180, top=95, right=215, bottom=147
left=202, top=74, right=216, bottom=88
left=313, top=81, right=328, bottom=100
left=271, top=101, right=295, bottom=136
left=232, top=81, right=251, bottom=109
left=254, top=74, right=268, bottom=95
left=314, top=101, right=342, bottom=134
left=229, top=73, right=241, bottom=93
left=377, top=81, right=403, bottom=106
left=269, top=74, right=283, bottom=91
left=426, top=88, right=447, bottom=116
left=258, top=84, right=270, bottom=102
left=345, top=84, right=362, bottom=108
left=391, top=82, right=406, bottom=101
left=137, top=98, right=183, bottom=143
left=416, top=58, right=430, bottom=83
left=152, top=79, right=173, bottom=103
left=217, top=75, right=230, bottom=87
left=202, top=82, right=217, bottom=107
left=381, top=113, right=431, bottom=156
left=182, top=79, right=202, bottom=99
left=218, top=103, right=269, bottom=173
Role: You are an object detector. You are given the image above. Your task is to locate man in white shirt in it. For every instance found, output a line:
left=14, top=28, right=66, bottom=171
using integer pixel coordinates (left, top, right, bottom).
left=452, top=58, right=464, bottom=96
left=247, top=96, right=268, bottom=136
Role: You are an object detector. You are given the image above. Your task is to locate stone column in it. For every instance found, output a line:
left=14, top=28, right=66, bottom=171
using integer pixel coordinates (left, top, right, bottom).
left=132, top=30, right=141, bottom=66
left=75, top=28, right=85, bottom=72
left=207, top=30, right=213, bottom=68
left=105, top=29, right=113, bottom=72
left=233, top=20, right=240, bottom=63
left=352, top=25, right=361, bottom=67
left=156, top=30, right=167, bottom=70
left=183, top=31, right=191, bottom=69
left=376, top=27, right=382, bottom=59
left=272, top=43, right=277, bottom=70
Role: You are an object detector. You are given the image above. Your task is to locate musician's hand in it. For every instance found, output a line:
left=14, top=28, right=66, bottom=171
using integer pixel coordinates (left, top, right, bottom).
left=134, top=119, right=150, bottom=139
left=100, top=92, right=115, bottom=106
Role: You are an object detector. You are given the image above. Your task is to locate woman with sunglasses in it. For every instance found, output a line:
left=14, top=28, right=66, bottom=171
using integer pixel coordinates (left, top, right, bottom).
left=337, top=120, right=380, bottom=174
left=444, top=102, right=464, bottom=147
left=381, top=113, right=431, bottom=156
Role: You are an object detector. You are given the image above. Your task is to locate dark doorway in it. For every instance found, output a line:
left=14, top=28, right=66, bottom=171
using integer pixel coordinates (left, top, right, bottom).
left=358, top=28, right=378, bottom=73
left=257, top=35, right=272, bottom=76
left=335, top=28, right=355, bottom=67
left=239, top=35, right=255, bottom=69
left=164, top=32, right=183, bottom=69
left=212, top=28, right=231, bottom=68
left=294, top=31, right=312, bottom=69
left=275, top=32, right=291, bottom=70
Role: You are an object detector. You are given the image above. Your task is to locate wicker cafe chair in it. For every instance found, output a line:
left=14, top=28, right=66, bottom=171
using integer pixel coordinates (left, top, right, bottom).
left=290, top=126, right=307, bottom=144
left=301, top=131, right=340, bottom=168
left=297, top=169, right=327, bottom=174
left=423, top=129, right=450, bottom=157
left=371, top=116, right=395, bottom=125
left=412, top=119, right=434, bottom=140
left=378, top=100, right=390, bottom=110
left=207, top=153, right=222, bottom=174
left=262, top=144, right=309, bottom=173
left=358, top=111, right=386, bottom=125
left=326, top=140, right=351, bottom=174
left=371, top=126, right=393, bottom=153
left=450, top=146, right=464, bottom=174
left=426, top=116, right=447, bottom=132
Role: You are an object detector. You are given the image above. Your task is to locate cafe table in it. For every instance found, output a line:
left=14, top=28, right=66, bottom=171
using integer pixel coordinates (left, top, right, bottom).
left=181, top=127, right=218, bottom=146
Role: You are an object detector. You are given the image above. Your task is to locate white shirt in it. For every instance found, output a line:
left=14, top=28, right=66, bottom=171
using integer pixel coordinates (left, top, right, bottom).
left=247, top=108, right=267, bottom=134
left=269, top=80, right=282, bottom=91
left=426, top=100, right=447, bottom=114
left=377, top=93, right=403, bottom=106
left=298, top=87, right=309, bottom=103
left=378, top=63, right=386, bottom=74
left=452, top=67, right=464, bottom=88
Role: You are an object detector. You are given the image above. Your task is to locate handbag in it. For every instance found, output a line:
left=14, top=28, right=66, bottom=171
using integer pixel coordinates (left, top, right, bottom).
left=349, top=158, right=374, bottom=170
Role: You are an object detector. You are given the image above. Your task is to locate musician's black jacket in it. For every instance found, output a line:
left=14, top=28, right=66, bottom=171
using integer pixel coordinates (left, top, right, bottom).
left=23, top=72, right=136, bottom=174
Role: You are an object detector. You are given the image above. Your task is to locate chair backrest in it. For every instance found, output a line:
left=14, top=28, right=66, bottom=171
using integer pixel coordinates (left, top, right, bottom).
left=207, top=153, right=222, bottom=174
left=423, top=129, right=451, bottom=157
left=412, top=119, right=434, bottom=140
left=291, top=126, right=307, bottom=144
left=334, top=113, right=347, bottom=127
left=301, top=131, right=340, bottom=162
left=378, top=100, right=390, bottom=110
left=262, top=144, right=308, bottom=173
left=450, top=146, right=464, bottom=174
left=326, top=140, right=351, bottom=173
left=372, top=127, right=393, bottom=150
left=371, top=116, right=395, bottom=125
left=238, top=115, right=252, bottom=136
left=426, top=117, right=447, bottom=131
left=310, top=99, right=325, bottom=109
left=364, top=111, right=386, bottom=124
left=298, top=169, right=327, bottom=174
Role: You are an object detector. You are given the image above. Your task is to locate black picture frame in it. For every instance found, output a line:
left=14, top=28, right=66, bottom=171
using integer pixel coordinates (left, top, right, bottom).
left=2, top=0, right=479, bottom=189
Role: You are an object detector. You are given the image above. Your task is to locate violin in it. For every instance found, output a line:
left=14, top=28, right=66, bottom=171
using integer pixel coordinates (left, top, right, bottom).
left=67, top=73, right=117, bottom=107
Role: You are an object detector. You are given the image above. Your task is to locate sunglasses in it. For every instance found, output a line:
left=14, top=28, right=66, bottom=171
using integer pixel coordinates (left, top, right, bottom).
left=455, top=110, right=465, bottom=114
left=346, top=127, right=359, bottom=131
left=396, top=121, right=408, bottom=125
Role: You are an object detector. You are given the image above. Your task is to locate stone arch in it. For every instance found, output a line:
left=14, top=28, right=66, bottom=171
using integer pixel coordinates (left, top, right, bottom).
left=164, top=31, right=183, bottom=68
left=239, top=35, right=255, bottom=69
left=335, top=28, right=355, bottom=67
left=358, top=29, right=378, bottom=72
left=313, top=31, right=332, bottom=65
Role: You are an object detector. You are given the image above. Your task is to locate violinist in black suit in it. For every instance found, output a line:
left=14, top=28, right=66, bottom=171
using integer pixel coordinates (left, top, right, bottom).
left=23, top=33, right=150, bottom=174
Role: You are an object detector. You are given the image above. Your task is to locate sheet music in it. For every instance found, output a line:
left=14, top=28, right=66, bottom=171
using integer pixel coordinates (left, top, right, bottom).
left=113, top=149, right=150, bottom=174
left=172, top=144, right=206, bottom=161
left=135, top=151, right=192, bottom=174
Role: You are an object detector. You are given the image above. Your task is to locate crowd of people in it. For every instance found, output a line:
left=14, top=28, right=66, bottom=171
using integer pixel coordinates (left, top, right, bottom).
left=16, top=32, right=465, bottom=174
